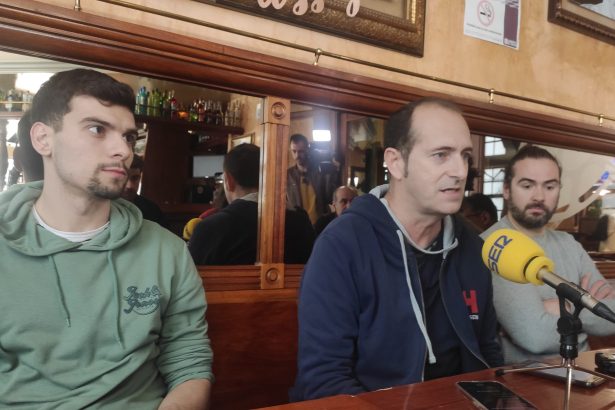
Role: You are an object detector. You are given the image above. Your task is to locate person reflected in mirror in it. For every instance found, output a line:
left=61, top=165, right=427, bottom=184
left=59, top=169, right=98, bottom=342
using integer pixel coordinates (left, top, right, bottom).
left=0, top=119, right=7, bottom=191
left=291, top=98, right=503, bottom=402
left=481, top=145, right=615, bottom=365
left=460, top=193, right=498, bottom=233
left=287, top=133, right=337, bottom=224
left=121, top=154, right=168, bottom=228
left=182, top=184, right=228, bottom=241
left=189, top=143, right=315, bottom=265
left=11, top=110, right=44, bottom=184
left=314, top=185, right=358, bottom=236
left=0, top=69, right=213, bottom=409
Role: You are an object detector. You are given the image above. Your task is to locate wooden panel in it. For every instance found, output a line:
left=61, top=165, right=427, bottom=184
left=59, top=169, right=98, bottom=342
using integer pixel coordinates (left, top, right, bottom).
left=199, top=265, right=262, bottom=292
left=596, top=261, right=615, bottom=280
left=207, top=300, right=298, bottom=410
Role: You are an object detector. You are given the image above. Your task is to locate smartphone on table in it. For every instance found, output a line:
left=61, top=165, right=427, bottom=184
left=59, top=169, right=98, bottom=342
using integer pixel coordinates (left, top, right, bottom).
left=457, top=380, right=537, bottom=410
left=518, top=360, right=606, bottom=388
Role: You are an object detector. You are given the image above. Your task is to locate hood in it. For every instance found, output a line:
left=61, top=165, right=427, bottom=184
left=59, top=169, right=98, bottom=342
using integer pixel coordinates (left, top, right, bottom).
left=0, top=181, right=143, bottom=257
left=346, top=184, right=459, bottom=255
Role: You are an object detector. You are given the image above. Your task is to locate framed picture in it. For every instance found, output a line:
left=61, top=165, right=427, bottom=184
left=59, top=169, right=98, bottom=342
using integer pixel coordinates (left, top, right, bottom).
left=548, top=0, right=615, bottom=45
left=199, top=0, right=425, bottom=56
left=229, top=132, right=254, bottom=150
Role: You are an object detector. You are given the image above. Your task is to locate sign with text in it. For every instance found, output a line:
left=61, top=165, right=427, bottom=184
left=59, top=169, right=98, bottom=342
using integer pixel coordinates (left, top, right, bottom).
left=463, top=0, right=520, bottom=49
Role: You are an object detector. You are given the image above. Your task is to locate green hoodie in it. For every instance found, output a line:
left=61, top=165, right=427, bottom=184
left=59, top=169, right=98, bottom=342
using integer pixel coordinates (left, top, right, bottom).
left=0, top=182, right=213, bottom=409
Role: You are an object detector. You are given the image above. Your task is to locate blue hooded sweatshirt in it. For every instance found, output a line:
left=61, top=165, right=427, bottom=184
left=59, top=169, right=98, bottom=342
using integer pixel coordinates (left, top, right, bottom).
left=291, top=185, right=502, bottom=401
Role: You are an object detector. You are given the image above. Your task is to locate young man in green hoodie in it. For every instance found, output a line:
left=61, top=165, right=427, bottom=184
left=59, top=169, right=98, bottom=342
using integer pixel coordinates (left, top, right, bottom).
left=0, top=69, right=213, bottom=409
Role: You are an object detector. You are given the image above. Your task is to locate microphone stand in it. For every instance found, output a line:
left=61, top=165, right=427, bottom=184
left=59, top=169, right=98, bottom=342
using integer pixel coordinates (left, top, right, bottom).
left=494, top=287, right=615, bottom=410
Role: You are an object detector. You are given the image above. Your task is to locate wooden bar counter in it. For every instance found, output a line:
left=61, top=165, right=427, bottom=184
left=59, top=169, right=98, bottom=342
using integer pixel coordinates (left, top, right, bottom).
left=259, top=350, right=615, bottom=410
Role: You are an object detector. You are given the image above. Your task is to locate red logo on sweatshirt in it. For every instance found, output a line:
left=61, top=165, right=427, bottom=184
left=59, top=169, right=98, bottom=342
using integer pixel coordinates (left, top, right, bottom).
left=463, top=290, right=479, bottom=318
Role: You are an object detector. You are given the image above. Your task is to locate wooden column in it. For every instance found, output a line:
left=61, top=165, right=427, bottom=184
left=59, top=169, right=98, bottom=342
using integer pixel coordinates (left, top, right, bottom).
left=258, top=97, right=290, bottom=289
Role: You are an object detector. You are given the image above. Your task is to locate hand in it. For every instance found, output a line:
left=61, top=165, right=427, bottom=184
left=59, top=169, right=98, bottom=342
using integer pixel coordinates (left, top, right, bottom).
left=580, top=273, right=615, bottom=300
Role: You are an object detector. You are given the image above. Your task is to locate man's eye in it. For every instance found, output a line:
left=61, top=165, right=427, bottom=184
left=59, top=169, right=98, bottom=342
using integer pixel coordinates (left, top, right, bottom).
left=124, top=134, right=138, bottom=144
left=88, top=125, right=104, bottom=135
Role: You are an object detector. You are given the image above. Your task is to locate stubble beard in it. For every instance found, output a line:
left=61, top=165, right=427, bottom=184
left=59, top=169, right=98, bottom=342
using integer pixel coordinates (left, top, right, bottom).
left=87, top=164, right=128, bottom=200
left=508, top=200, right=555, bottom=230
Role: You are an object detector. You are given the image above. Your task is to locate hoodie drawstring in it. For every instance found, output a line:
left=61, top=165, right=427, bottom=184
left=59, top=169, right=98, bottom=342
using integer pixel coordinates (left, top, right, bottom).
left=106, top=252, right=125, bottom=349
left=49, top=255, right=71, bottom=328
left=396, top=231, right=437, bottom=365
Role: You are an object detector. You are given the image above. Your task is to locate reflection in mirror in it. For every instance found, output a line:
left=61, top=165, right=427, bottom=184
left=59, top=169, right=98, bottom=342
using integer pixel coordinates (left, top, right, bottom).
left=286, top=103, right=390, bottom=253
left=0, top=50, right=268, bottom=267
left=472, top=135, right=615, bottom=254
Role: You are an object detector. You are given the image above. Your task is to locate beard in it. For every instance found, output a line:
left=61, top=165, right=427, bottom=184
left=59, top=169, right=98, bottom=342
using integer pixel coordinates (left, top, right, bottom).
left=87, top=163, right=128, bottom=200
left=508, top=200, right=555, bottom=230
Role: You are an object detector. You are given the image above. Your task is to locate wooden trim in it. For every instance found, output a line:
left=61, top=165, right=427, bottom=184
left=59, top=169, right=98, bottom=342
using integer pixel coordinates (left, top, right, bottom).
left=1, top=1, right=615, bottom=156
left=205, top=288, right=298, bottom=304
left=596, top=261, right=615, bottom=280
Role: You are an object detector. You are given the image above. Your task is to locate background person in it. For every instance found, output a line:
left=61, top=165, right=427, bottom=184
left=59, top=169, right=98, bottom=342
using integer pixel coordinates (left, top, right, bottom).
left=189, top=143, right=315, bottom=265
left=460, top=192, right=498, bottom=233
left=121, top=154, right=167, bottom=227
left=482, top=145, right=615, bottom=364
left=314, top=185, right=358, bottom=236
left=286, top=133, right=337, bottom=224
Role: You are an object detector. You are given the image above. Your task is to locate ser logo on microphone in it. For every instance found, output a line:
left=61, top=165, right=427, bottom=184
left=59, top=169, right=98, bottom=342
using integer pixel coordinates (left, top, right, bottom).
left=486, top=234, right=512, bottom=275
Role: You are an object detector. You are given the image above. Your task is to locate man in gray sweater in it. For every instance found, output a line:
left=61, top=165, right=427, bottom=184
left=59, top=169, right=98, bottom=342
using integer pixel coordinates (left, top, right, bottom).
left=482, top=145, right=615, bottom=364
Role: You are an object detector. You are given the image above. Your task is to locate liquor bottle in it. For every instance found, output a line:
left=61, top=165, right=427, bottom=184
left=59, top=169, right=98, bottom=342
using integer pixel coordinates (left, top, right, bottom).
left=136, top=87, right=148, bottom=115
left=205, top=100, right=213, bottom=125
left=169, top=90, right=178, bottom=119
left=5, top=89, right=14, bottom=112
left=189, top=100, right=198, bottom=122
left=215, top=101, right=223, bottom=126
left=197, top=99, right=205, bottom=122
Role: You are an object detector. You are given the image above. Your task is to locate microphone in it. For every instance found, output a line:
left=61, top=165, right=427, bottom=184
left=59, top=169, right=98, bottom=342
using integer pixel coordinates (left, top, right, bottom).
left=482, top=228, right=615, bottom=324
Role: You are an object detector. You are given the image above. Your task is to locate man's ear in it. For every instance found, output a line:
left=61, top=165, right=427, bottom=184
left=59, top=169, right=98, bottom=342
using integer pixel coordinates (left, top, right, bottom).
left=502, top=183, right=511, bottom=201
left=384, top=147, right=406, bottom=180
left=223, top=172, right=236, bottom=193
left=30, top=122, right=53, bottom=157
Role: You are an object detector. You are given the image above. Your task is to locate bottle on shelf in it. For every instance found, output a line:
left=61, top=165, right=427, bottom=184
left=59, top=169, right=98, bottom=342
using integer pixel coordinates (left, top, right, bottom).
left=197, top=99, right=206, bottom=123
left=168, top=90, right=178, bottom=119
left=136, top=86, right=148, bottom=115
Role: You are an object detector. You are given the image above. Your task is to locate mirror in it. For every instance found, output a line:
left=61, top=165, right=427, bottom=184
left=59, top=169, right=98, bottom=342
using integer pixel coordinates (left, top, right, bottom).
left=283, top=101, right=614, bottom=258
left=0, top=50, right=266, bottom=266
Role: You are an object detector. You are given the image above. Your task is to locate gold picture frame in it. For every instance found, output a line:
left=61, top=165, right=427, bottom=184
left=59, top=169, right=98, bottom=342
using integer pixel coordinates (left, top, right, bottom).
left=229, top=132, right=255, bottom=150
left=199, top=0, right=425, bottom=56
left=548, top=0, right=615, bottom=46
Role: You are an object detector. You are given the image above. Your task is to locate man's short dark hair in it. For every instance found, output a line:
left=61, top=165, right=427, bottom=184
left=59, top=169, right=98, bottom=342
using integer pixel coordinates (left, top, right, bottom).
left=463, top=193, right=498, bottom=225
left=224, top=143, right=260, bottom=189
left=504, top=145, right=562, bottom=187
left=384, top=97, right=462, bottom=160
left=290, top=133, right=308, bottom=146
left=130, top=154, right=145, bottom=171
left=17, top=110, right=44, bottom=181
left=30, top=68, right=135, bottom=131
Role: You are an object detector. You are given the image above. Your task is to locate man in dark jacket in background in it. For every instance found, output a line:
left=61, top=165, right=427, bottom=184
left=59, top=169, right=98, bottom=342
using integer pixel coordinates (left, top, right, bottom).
left=291, top=97, right=503, bottom=401
left=189, top=143, right=315, bottom=265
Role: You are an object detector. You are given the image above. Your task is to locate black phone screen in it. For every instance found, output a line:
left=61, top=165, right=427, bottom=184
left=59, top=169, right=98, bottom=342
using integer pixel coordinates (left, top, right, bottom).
left=457, top=381, right=537, bottom=410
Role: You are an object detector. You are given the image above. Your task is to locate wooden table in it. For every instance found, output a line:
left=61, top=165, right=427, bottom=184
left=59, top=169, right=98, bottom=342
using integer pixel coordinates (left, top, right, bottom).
left=259, top=350, right=615, bottom=409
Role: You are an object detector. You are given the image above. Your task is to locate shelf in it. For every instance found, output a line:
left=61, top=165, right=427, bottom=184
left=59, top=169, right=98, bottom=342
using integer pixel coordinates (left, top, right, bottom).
left=0, top=111, right=24, bottom=119
left=135, top=114, right=244, bottom=136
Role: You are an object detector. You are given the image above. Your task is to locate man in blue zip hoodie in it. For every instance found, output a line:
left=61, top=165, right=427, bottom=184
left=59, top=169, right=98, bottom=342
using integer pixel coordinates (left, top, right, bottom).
left=291, top=97, right=503, bottom=401
left=0, top=69, right=212, bottom=409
